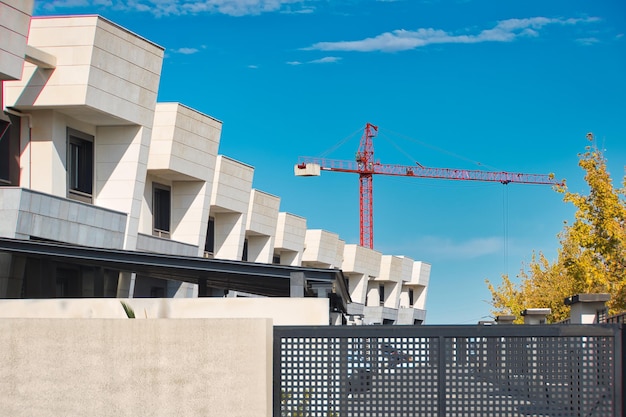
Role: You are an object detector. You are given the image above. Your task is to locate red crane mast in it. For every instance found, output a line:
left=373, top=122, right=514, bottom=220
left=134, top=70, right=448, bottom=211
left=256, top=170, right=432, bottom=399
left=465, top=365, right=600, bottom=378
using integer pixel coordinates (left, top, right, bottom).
left=295, top=123, right=563, bottom=249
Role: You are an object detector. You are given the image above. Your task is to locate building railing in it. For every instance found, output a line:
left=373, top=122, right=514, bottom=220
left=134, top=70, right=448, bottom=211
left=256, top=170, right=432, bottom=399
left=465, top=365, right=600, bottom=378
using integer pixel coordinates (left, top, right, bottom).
left=599, top=310, right=626, bottom=324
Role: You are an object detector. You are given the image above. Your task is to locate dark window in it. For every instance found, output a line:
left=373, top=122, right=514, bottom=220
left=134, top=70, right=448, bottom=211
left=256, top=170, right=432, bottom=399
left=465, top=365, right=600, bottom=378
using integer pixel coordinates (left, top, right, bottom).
left=67, top=128, right=94, bottom=202
left=150, top=286, right=165, bottom=297
left=0, top=119, right=11, bottom=183
left=56, top=267, right=82, bottom=298
left=153, top=183, right=171, bottom=237
left=272, top=254, right=281, bottom=264
left=0, top=115, right=20, bottom=185
left=379, top=284, right=385, bottom=306
left=204, top=216, right=215, bottom=253
left=409, top=288, right=414, bottom=307
left=242, top=238, right=248, bottom=261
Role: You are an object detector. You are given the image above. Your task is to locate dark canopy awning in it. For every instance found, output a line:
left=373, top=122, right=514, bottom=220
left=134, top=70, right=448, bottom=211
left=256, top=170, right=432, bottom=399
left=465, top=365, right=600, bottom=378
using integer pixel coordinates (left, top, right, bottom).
left=0, top=237, right=351, bottom=309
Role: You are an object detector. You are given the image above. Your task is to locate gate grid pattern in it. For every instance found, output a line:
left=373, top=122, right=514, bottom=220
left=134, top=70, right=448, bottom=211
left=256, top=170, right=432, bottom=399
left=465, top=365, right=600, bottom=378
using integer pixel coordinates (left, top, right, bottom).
left=274, top=325, right=623, bottom=417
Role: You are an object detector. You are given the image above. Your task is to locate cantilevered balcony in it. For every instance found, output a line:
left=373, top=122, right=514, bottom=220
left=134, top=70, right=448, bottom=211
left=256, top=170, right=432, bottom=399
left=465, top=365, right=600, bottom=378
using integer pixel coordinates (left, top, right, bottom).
left=4, top=16, right=163, bottom=127
left=149, top=103, right=221, bottom=182
left=0, top=1, right=33, bottom=80
left=342, top=244, right=382, bottom=306
left=244, top=190, right=280, bottom=263
left=208, top=156, right=254, bottom=260
left=0, top=188, right=126, bottom=248
left=273, top=212, right=306, bottom=266
left=302, top=229, right=344, bottom=269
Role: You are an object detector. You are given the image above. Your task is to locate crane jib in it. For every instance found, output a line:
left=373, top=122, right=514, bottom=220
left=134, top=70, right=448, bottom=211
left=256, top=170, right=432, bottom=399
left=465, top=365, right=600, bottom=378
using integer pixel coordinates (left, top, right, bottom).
left=295, top=123, right=563, bottom=248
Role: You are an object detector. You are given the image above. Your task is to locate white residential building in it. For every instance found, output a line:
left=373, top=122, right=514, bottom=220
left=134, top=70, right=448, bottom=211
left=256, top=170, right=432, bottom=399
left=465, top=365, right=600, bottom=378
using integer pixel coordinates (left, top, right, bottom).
left=0, top=2, right=430, bottom=324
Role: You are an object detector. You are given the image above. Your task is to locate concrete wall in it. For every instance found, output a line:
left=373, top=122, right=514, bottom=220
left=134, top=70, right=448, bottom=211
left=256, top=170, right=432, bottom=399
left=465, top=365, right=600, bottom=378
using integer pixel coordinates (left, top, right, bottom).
left=0, top=318, right=272, bottom=417
left=0, top=298, right=330, bottom=325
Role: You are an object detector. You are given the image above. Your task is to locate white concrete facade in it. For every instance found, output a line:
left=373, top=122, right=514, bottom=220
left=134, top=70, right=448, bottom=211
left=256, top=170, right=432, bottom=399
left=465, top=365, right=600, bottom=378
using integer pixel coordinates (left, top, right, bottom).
left=274, top=212, right=306, bottom=266
left=245, top=189, right=280, bottom=263
left=3, top=15, right=164, bottom=250
left=302, top=229, right=345, bottom=269
left=0, top=6, right=430, bottom=324
left=209, top=155, right=254, bottom=260
left=145, top=102, right=221, bottom=256
left=0, top=0, right=33, bottom=81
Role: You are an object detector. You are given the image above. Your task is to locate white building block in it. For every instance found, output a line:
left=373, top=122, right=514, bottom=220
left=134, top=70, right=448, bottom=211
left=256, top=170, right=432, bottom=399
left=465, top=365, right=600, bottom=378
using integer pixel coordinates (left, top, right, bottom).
left=211, top=155, right=253, bottom=214
left=245, top=190, right=280, bottom=263
left=0, top=0, right=33, bottom=80
left=342, top=244, right=382, bottom=305
left=4, top=16, right=164, bottom=127
left=273, top=212, right=306, bottom=266
left=302, top=229, right=343, bottom=268
left=149, top=102, right=221, bottom=182
left=209, top=156, right=254, bottom=260
left=246, top=189, right=280, bottom=237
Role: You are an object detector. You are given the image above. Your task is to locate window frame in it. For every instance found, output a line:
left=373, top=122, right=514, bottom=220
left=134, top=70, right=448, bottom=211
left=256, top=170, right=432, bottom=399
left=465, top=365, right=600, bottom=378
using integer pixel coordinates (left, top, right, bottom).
left=204, top=216, right=215, bottom=254
left=67, top=128, right=94, bottom=203
left=242, top=238, right=248, bottom=261
left=0, top=114, right=20, bottom=186
left=152, top=182, right=171, bottom=238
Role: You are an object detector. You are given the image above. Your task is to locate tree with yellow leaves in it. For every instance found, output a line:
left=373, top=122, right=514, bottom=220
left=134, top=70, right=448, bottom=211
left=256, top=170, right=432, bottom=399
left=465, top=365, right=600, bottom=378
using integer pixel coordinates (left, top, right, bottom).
left=487, top=133, right=626, bottom=323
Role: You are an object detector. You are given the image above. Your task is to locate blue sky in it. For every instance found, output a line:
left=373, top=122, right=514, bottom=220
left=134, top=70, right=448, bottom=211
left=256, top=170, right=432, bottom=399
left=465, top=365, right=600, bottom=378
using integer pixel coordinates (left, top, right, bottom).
left=34, top=0, right=625, bottom=324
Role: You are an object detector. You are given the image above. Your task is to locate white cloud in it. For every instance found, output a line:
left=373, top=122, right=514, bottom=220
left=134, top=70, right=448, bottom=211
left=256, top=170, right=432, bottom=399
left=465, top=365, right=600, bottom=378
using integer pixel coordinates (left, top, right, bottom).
left=280, top=7, right=315, bottom=14
left=576, top=37, right=600, bottom=46
left=44, top=0, right=312, bottom=16
left=305, top=16, right=600, bottom=52
left=248, top=64, right=259, bottom=69
left=170, top=47, right=199, bottom=54
left=286, top=57, right=341, bottom=65
left=402, top=236, right=504, bottom=260
left=40, top=0, right=90, bottom=10
left=309, top=56, right=341, bottom=64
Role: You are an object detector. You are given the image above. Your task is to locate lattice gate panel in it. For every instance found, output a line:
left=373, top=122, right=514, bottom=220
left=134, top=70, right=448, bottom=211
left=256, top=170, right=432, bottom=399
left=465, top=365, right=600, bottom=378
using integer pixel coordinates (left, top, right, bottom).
left=274, top=326, right=620, bottom=417
left=278, top=335, right=440, bottom=417
left=444, top=336, right=615, bottom=416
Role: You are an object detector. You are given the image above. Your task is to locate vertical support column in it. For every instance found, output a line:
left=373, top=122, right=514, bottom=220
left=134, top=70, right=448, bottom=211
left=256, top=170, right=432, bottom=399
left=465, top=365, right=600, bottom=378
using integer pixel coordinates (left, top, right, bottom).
left=495, top=315, right=516, bottom=325
left=94, top=266, right=105, bottom=297
left=197, top=278, right=208, bottom=297
left=437, top=335, right=446, bottom=417
left=116, top=272, right=135, bottom=298
left=521, top=308, right=551, bottom=325
left=272, top=328, right=282, bottom=417
left=564, top=293, right=611, bottom=324
left=290, top=272, right=304, bottom=297
left=0, top=254, right=26, bottom=298
left=40, top=259, right=56, bottom=297
left=564, top=293, right=612, bottom=414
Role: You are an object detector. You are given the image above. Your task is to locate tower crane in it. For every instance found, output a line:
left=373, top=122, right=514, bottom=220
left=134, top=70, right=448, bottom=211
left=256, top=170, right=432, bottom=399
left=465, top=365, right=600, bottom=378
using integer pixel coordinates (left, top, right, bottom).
left=295, top=122, right=564, bottom=249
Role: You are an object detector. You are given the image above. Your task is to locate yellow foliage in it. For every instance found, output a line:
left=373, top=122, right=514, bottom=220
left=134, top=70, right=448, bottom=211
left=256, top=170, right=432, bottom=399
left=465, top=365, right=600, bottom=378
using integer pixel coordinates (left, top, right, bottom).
left=487, top=134, right=626, bottom=322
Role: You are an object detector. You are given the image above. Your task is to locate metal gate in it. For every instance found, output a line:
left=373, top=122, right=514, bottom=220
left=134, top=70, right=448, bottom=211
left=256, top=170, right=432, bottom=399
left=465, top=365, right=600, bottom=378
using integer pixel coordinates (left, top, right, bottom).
left=274, top=324, right=624, bottom=417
